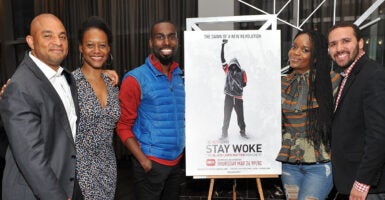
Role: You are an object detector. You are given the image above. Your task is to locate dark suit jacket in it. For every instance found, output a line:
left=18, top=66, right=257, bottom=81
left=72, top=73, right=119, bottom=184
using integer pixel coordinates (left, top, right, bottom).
left=0, top=53, right=79, bottom=200
left=332, top=54, right=385, bottom=194
left=0, top=117, right=8, bottom=158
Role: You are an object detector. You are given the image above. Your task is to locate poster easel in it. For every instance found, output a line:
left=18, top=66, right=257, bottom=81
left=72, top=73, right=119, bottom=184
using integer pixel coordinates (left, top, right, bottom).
left=186, top=15, right=281, bottom=200
left=196, top=175, right=278, bottom=200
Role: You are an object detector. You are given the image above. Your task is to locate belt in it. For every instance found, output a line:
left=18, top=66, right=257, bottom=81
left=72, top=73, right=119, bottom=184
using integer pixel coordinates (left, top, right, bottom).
left=285, top=160, right=331, bottom=165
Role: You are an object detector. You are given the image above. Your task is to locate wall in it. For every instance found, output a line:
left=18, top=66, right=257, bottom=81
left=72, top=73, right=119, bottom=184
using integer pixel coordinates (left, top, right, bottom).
left=197, top=0, right=235, bottom=30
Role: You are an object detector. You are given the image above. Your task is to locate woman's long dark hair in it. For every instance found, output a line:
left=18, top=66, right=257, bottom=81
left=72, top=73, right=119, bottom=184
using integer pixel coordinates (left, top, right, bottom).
left=294, top=30, right=334, bottom=149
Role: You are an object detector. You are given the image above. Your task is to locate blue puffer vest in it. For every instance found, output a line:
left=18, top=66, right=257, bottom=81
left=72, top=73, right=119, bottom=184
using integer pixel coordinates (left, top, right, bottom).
left=124, top=56, right=185, bottom=160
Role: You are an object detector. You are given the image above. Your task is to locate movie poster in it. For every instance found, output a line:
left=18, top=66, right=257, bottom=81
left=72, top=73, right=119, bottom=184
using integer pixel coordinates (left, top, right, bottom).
left=184, top=30, right=282, bottom=176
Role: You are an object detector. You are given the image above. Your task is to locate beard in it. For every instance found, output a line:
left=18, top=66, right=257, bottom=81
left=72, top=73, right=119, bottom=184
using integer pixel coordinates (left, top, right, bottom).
left=152, top=48, right=177, bottom=66
left=339, top=60, right=354, bottom=69
left=335, top=43, right=360, bottom=69
left=157, top=55, right=174, bottom=66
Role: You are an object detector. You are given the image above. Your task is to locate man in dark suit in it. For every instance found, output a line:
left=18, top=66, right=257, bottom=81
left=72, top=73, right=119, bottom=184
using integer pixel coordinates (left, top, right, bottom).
left=329, top=23, right=385, bottom=200
left=0, top=13, right=80, bottom=200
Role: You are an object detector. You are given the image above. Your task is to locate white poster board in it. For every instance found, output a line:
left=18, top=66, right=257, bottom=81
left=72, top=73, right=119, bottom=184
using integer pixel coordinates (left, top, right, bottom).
left=184, top=30, right=282, bottom=176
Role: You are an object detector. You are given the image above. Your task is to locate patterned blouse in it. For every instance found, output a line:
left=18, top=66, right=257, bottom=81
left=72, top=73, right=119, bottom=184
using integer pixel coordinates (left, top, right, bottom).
left=276, top=70, right=340, bottom=163
left=73, top=68, right=120, bottom=199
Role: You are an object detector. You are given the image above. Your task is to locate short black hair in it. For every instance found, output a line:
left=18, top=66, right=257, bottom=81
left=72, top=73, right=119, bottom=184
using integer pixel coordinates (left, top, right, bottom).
left=78, top=16, right=112, bottom=46
left=150, top=20, right=176, bottom=38
left=328, top=22, right=362, bottom=41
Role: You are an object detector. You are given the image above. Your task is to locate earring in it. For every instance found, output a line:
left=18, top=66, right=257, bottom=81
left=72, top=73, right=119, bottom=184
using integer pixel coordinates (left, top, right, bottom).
left=106, top=54, right=113, bottom=66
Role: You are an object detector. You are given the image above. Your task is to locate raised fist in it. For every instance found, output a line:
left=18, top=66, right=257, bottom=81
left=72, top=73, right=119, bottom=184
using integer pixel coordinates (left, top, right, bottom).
left=222, top=39, right=228, bottom=44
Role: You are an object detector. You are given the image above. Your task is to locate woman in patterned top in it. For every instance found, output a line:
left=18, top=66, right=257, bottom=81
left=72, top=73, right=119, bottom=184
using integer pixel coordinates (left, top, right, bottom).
left=73, top=16, right=120, bottom=199
left=276, top=30, right=340, bottom=199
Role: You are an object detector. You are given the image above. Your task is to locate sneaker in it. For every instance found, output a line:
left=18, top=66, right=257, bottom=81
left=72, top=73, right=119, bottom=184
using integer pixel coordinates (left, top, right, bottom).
left=219, top=135, right=228, bottom=141
left=240, top=134, right=249, bottom=139
left=240, top=130, right=249, bottom=139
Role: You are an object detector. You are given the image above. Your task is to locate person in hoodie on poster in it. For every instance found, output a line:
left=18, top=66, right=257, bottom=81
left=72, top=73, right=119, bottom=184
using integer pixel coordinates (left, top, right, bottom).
left=219, top=39, right=248, bottom=141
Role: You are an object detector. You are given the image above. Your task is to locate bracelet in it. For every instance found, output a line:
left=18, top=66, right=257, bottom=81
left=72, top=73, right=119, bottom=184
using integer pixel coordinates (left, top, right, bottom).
left=353, top=181, right=370, bottom=193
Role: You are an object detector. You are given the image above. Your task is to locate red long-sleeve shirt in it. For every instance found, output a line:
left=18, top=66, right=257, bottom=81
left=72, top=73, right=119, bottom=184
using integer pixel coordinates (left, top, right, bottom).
left=116, top=54, right=182, bottom=166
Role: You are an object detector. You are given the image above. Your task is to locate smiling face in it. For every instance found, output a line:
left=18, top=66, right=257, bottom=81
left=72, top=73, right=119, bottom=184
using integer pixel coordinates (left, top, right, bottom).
left=79, top=28, right=110, bottom=69
left=328, top=26, right=364, bottom=68
left=26, top=14, right=68, bottom=70
left=288, top=33, right=313, bottom=74
left=149, top=22, right=178, bottom=66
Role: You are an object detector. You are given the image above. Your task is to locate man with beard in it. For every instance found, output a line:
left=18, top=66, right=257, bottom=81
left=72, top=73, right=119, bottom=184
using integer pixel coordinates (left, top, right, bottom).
left=117, top=20, right=185, bottom=200
left=329, top=23, right=385, bottom=200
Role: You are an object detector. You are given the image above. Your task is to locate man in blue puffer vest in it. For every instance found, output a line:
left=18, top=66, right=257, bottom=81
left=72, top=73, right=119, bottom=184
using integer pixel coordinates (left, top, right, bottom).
left=117, top=20, right=185, bottom=200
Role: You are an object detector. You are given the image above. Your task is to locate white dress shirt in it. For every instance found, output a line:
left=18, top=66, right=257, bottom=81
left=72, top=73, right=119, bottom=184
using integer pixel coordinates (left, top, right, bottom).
left=29, top=52, right=77, bottom=141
